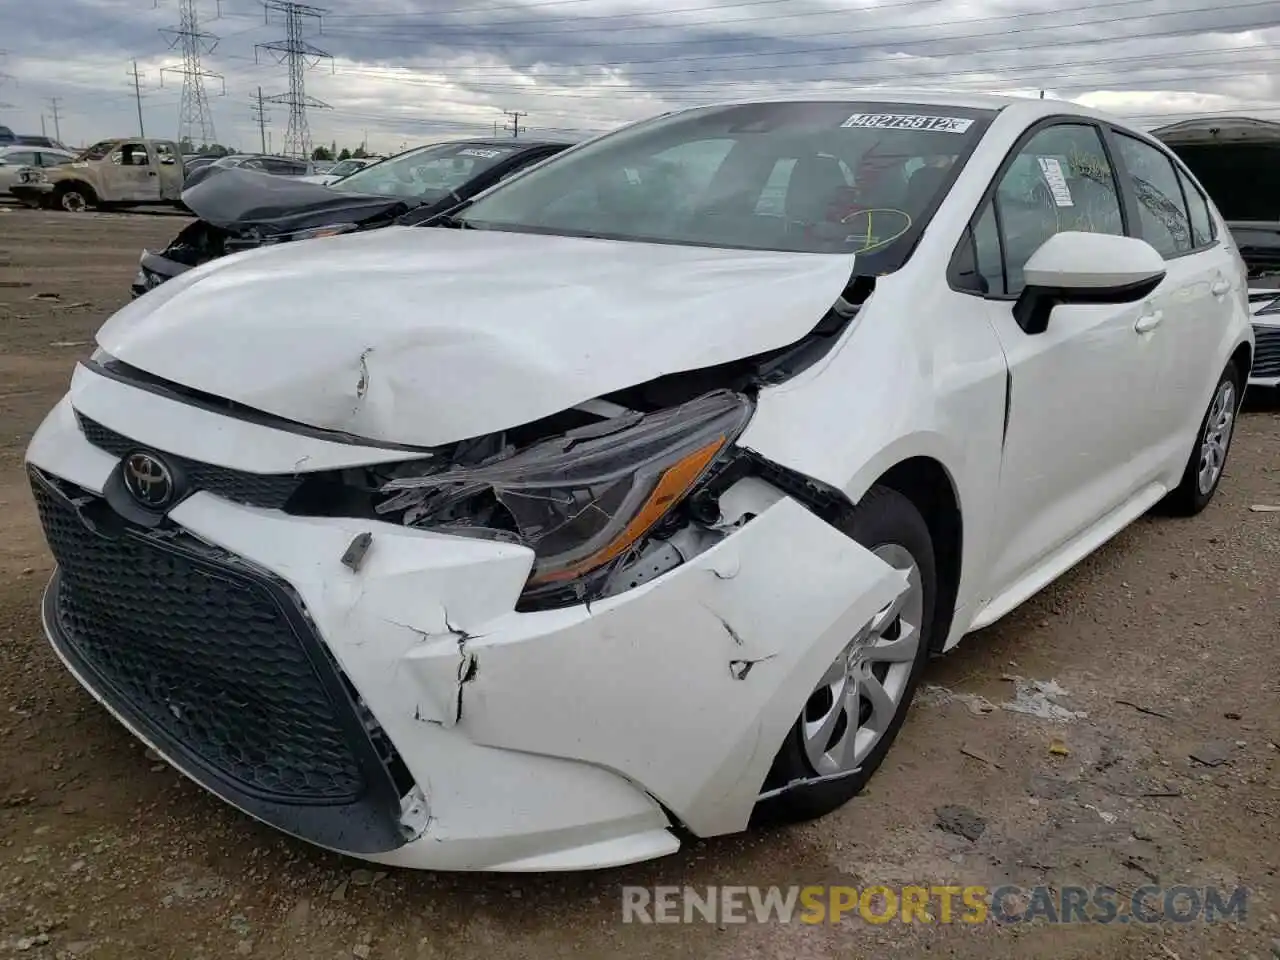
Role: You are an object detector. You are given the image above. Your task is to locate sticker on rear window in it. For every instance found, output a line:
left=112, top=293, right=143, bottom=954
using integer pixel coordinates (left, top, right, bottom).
left=1036, top=157, right=1074, bottom=207
left=457, top=148, right=507, bottom=159
left=840, top=113, right=974, bottom=134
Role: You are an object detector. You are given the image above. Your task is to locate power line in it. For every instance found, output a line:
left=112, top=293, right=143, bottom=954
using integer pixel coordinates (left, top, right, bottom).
left=311, top=45, right=1280, bottom=102
left=316, top=0, right=1275, bottom=50
left=160, top=0, right=226, bottom=145
left=256, top=0, right=333, bottom=158
left=324, top=0, right=871, bottom=21
left=340, top=3, right=1280, bottom=79
left=128, top=59, right=148, bottom=137
left=323, top=0, right=950, bottom=38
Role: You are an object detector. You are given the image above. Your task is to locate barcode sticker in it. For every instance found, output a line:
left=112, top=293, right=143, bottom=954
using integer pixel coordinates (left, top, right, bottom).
left=1036, top=157, right=1074, bottom=207
left=840, top=113, right=974, bottom=134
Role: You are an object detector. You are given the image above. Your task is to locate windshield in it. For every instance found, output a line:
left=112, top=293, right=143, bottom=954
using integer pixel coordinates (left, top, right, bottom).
left=76, top=140, right=117, bottom=162
left=336, top=141, right=520, bottom=199
left=457, top=101, right=994, bottom=265
left=328, top=159, right=365, bottom=178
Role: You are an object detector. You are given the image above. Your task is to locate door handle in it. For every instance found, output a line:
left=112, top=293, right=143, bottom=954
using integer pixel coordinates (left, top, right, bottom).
left=1210, top=278, right=1231, bottom=298
left=1135, top=309, right=1163, bottom=334
left=148, top=171, right=157, bottom=177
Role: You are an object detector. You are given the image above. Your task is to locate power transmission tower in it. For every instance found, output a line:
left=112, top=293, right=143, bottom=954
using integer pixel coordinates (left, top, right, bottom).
left=128, top=60, right=147, bottom=137
left=47, top=97, right=62, bottom=144
left=251, top=86, right=270, bottom=154
left=256, top=1, right=332, bottom=159
left=503, top=109, right=527, bottom=139
left=159, top=0, right=225, bottom=147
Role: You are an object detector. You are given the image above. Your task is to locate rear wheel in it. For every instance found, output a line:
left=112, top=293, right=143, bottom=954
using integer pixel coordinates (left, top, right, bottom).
left=757, top=486, right=936, bottom=823
left=1162, top=361, right=1242, bottom=516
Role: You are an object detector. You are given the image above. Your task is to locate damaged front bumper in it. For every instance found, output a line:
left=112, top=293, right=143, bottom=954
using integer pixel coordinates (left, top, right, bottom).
left=25, top=369, right=905, bottom=871
left=132, top=250, right=193, bottom=298
left=10, top=182, right=53, bottom=207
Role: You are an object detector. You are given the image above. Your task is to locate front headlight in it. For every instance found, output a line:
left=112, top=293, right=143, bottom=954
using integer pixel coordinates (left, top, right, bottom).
left=377, top=390, right=754, bottom=598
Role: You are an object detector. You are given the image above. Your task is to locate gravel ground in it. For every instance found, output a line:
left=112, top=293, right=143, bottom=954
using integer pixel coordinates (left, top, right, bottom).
left=0, top=208, right=1277, bottom=960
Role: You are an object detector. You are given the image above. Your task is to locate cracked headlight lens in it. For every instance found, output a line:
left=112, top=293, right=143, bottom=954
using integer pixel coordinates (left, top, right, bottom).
left=377, top=390, right=753, bottom=592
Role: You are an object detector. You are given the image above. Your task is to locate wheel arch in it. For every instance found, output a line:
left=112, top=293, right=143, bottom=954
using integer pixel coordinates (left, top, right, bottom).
left=1230, top=339, right=1253, bottom=389
left=869, top=456, right=963, bottom=655
left=53, top=179, right=98, bottom=204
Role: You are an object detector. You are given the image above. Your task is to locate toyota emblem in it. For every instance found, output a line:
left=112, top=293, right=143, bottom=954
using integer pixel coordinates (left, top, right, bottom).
left=123, top=452, right=175, bottom=509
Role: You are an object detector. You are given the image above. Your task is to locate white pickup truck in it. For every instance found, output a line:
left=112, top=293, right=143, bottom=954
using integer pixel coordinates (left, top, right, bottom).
left=9, top=137, right=186, bottom=212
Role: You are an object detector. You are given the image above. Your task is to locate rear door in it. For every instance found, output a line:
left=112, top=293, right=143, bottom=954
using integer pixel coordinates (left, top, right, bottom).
left=1107, top=130, right=1228, bottom=450
left=153, top=141, right=185, bottom=200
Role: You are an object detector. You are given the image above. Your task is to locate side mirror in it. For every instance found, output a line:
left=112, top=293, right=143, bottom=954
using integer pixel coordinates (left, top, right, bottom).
left=1013, top=231, right=1166, bottom=335
left=160, top=156, right=176, bottom=165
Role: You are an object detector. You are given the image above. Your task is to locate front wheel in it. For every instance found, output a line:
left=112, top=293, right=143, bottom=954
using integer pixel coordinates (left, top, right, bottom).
left=53, top=184, right=93, bottom=213
left=1162, top=361, right=1243, bottom=516
left=757, top=485, right=937, bottom=824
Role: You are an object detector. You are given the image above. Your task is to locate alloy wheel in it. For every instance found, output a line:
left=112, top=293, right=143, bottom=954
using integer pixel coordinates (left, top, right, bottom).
left=1197, top=380, right=1235, bottom=496
left=800, top=543, right=923, bottom=777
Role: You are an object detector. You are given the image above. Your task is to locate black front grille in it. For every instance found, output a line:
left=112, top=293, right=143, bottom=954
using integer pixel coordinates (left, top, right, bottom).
left=1253, top=325, right=1280, bottom=379
left=78, top=414, right=303, bottom=509
left=31, top=468, right=406, bottom=853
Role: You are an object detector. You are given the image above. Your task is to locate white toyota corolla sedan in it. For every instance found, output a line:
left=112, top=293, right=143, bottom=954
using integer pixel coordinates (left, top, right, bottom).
left=26, top=93, right=1254, bottom=872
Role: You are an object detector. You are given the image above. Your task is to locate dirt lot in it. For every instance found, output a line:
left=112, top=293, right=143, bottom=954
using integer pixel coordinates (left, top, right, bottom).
left=0, top=207, right=1277, bottom=960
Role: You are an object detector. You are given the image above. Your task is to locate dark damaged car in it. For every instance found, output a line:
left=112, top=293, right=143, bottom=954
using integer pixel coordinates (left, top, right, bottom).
left=132, top=138, right=571, bottom=297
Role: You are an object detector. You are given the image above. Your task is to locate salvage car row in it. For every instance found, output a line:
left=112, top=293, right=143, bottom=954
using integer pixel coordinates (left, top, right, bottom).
left=20, top=93, right=1266, bottom=873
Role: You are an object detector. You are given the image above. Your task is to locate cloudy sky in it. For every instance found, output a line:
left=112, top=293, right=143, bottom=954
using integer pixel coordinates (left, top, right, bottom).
left=1, top=0, right=1278, bottom=154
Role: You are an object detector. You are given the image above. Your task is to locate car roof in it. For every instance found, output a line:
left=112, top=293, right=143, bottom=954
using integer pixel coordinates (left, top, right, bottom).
left=0, top=144, right=70, bottom=154
left=453, top=138, right=572, bottom=149
left=665, top=91, right=1133, bottom=127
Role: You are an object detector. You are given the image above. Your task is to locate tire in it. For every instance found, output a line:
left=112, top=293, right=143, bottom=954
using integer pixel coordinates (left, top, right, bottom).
left=1161, top=361, right=1243, bottom=517
left=756, top=485, right=937, bottom=824
left=53, top=183, right=93, bottom=213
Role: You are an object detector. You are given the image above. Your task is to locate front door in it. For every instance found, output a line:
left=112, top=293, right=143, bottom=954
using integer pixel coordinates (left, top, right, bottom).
left=112, top=142, right=161, bottom=203
left=973, top=121, right=1168, bottom=596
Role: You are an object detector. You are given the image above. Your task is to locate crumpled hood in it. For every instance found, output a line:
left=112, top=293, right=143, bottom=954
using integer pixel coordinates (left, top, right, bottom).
left=97, top=226, right=858, bottom=447
left=180, top=167, right=413, bottom=232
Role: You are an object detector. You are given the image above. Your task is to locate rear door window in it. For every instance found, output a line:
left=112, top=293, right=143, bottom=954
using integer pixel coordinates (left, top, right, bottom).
left=1112, top=134, right=1193, bottom=259
left=1174, top=166, right=1215, bottom=249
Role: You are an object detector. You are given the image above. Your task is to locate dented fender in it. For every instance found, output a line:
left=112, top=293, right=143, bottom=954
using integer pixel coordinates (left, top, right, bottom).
left=406, top=496, right=907, bottom=838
